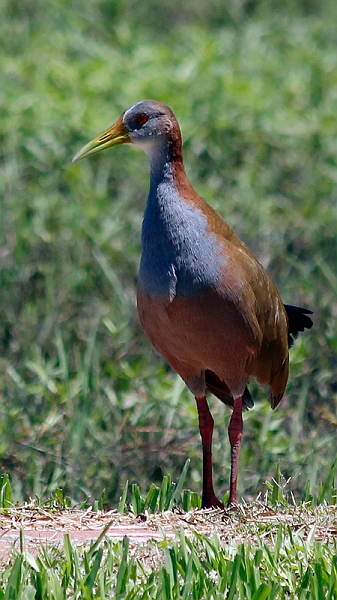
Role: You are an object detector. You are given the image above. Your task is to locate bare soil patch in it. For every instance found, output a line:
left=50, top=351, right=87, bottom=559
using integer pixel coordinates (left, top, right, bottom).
left=0, top=502, right=336, bottom=559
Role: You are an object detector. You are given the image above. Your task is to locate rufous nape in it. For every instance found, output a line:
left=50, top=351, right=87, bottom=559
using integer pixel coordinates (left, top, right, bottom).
left=73, top=100, right=313, bottom=508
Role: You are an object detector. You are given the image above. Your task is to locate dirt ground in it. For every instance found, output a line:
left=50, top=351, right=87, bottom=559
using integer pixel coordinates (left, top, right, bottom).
left=1, top=502, right=336, bottom=560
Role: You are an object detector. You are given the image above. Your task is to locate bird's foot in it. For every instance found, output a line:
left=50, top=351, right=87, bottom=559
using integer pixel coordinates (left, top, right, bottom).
left=226, top=498, right=239, bottom=510
left=202, top=493, right=224, bottom=510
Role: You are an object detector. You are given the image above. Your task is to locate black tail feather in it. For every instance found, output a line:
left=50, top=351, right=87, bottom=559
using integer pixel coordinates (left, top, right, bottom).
left=284, top=304, right=313, bottom=348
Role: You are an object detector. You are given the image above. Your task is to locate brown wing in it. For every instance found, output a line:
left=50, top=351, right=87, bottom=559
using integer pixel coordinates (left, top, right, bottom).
left=202, top=198, right=290, bottom=409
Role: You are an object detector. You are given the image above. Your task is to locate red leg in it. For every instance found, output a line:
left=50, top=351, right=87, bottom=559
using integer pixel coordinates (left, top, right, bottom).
left=227, top=395, right=243, bottom=506
left=196, top=396, right=224, bottom=509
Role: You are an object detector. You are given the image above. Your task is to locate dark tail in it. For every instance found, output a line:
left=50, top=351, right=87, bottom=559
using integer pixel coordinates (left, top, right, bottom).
left=284, top=304, right=313, bottom=348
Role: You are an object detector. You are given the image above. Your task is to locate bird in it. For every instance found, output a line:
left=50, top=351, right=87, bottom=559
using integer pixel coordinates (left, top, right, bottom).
left=72, top=100, right=313, bottom=508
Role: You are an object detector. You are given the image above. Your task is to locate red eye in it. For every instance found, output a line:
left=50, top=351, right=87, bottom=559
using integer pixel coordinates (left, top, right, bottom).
left=136, top=113, right=148, bottom=126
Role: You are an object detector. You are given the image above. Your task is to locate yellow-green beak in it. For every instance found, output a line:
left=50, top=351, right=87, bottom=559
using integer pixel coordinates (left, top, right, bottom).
left=72, top=116, right=131, bottom=163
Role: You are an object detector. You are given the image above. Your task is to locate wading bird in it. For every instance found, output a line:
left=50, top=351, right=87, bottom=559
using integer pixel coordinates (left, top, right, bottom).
left=73, top=100, right=312, bottom=508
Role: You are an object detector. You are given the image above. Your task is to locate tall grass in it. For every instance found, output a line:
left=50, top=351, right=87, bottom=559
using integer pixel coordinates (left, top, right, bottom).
left=0, top=0, right=336, bottom=505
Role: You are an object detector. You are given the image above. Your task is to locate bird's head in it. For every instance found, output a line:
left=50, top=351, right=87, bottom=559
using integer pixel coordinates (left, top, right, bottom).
left=72, top=100, right=181, bottom=163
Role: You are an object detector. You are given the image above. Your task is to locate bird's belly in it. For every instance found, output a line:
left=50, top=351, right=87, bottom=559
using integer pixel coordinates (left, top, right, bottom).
left=137, top=287, right=258, bottom=397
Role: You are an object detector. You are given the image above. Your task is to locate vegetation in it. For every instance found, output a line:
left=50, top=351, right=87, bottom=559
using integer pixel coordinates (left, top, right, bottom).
left=1, top=0, right=336, bottom=514
left=2, top=524, right=337, bottom=599
left=0, top=474, right=337, bottom=598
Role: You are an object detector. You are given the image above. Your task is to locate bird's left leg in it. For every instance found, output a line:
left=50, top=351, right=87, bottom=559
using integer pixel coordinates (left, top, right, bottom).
left=227, top=395, right=243, bottom=506
left=196, top=396, right=224, bottom=509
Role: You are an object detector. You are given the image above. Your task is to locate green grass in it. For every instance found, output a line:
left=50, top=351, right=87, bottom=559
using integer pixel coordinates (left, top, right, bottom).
left=2, top=526, right=337, bottom=599
left=0, top=471, right=337, bottom=599
left=0, top=0, right=337, bottom=511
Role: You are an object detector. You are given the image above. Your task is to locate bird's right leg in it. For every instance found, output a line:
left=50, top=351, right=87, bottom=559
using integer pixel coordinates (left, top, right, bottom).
left=227, top=395, right=243, bottom=506
left=196, top=396, right=224, bottom=509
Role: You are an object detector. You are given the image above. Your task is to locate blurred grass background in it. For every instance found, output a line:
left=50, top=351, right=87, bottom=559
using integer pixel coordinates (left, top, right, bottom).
left=0, top=0, right=336, bottom=505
